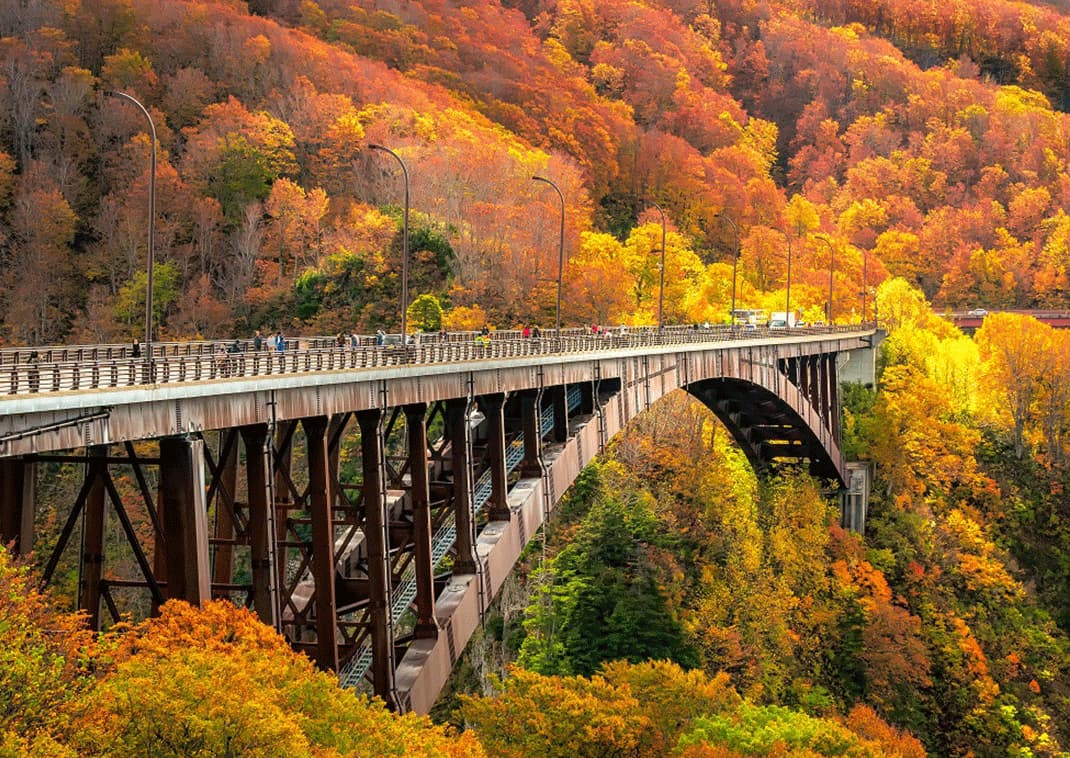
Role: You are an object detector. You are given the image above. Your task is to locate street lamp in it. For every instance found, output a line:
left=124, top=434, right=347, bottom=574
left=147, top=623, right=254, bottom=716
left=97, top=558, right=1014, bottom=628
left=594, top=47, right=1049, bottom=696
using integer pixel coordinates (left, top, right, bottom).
left=369, top=144, right=410, bottom=337
left=643, top=198, right=667, bottom=330
left=814, top=234, right=835, bottom=324
left=106, top=91, right=155, bottom=371
left=718, top=214, right=740, bottom=326
left=532, top=175, right=565, bottom=337
left=770, top=226, right=793, bottom=323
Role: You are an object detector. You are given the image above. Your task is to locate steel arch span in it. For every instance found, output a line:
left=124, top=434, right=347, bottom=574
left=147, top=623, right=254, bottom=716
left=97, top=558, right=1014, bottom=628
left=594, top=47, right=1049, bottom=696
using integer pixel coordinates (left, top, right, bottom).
left=0, top=328, right=873, bottom=713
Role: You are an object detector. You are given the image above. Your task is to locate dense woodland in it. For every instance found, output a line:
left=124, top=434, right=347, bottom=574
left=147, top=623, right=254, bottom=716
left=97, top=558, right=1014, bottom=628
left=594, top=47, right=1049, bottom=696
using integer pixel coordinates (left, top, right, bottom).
left=7, top=0, right=1070, bottom=754
left=10, top=0, right=1070, bottom=342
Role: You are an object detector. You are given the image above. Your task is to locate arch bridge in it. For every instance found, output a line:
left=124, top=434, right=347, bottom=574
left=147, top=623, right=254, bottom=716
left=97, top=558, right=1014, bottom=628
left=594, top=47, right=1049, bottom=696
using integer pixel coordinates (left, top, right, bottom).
left=0, top=325, right=875, bottom=713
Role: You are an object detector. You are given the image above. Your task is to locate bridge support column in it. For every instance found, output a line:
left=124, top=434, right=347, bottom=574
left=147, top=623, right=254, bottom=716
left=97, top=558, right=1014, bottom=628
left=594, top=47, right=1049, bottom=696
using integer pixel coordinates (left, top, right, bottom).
left=211, top=431, right=239, bottom=588
left=356, top=408, right=399, bottom=707
left=519, top=390, right=542, bottom=477
left=446, top=398, right=478, bottom=575
left=80, top=445, right=108, bottom=630
left=796, top=357, right=809, bottom=401
left=242, top=424, right=279, bottom=629
left=548, top=385, right=568, bottom=442
left=404, top=404, right=438, bottom=640
left=807, top=356, right=821, bottom=412
left=829, top=356, right=841, bottom=443
left=302, top=416, right=339, bottom=672
left=0, top=456, right=34, bottom=555
left=328, top=415, right=346, bottom=506
left=273, top=421, right=296, bottom=619
left=160, top=436, right=210, bottom=607
left=821, top=357, right=831, bottom=420
left=578, top=380, right=595, bottom=415
left=479, top=393, right=511, bottom=521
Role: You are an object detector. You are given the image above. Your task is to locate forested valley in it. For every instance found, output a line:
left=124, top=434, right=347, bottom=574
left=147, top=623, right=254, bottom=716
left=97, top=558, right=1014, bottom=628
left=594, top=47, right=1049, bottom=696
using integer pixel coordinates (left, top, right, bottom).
left=6, top=0, right=1070, bottom=754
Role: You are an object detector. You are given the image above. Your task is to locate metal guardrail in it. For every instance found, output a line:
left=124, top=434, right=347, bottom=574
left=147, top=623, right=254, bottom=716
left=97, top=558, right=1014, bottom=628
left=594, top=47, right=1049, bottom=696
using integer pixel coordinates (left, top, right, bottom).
left=0, top=325, right=868, bottom=398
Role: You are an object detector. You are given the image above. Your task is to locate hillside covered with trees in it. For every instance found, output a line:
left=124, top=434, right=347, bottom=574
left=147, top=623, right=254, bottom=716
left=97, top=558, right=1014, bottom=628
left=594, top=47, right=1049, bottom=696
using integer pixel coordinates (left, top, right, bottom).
left=7, top=0, right=1070, bottom=754
left=7, top=0, right=1070, bottom=343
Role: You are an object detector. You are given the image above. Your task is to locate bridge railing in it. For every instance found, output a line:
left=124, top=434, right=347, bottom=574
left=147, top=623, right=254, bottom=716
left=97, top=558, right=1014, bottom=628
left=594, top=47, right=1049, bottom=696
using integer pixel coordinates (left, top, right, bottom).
left=0, top=328, right=594, bottom=365
left=0, top=325, right=867, bottom=397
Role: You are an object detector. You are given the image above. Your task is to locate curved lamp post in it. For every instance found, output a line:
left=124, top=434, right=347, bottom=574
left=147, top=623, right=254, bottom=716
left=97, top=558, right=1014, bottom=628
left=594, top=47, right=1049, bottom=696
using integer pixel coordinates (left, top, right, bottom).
left=643, top=198, right=667, bottom=330
left=718, top=214, right=740, bottom=326
left=369, top=144, right=410, bottom=337
left=814, top=234, right=835, bottom=324
left=106, top=91, right=156, bottom=370
left=770, top=226, right=793, bottom=323
left=532, top=175, right=565, bottom=337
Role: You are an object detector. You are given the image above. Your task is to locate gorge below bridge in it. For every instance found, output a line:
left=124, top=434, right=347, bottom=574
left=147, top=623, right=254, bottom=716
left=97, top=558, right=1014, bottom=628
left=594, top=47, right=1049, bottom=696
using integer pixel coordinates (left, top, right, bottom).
left=0, top=325, right=876, bottom=713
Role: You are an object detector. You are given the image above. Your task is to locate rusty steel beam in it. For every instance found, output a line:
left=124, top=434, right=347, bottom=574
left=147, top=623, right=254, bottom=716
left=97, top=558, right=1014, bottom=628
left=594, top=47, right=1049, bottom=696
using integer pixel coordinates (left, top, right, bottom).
left=273, top=420, right=296, bottom=616
left=797, top=357, right=809, bottom=401
left=479, top=393, right=510, bottom=522
left=404, top=403, right=438, bottom=640
left=808, top=356, right=819, bottom=420
left=327, top=415, right=347, bottom=506
left=242, top=424, right=280, bottom=629
left=548, top=385, right=568, bottom=443
left=357, top=408, right=399, bottom=707
left=578, top=380, right=595, bottom=415
left=821, top=355, right=832, bottom=424
left=0, top=457, right=33, bottom=555
left=303, top=416, right=339, bottom=672
left=519, top=389, right=542, bottom=477
left=829, top=357, right=841, bottom=444
left=79, top=445, right=108, bottom=629
left=446, top=398, right=478, bottom=575
left=211, top=430, right=240, bottom=587
left=160, top=436, right=210, bottom=606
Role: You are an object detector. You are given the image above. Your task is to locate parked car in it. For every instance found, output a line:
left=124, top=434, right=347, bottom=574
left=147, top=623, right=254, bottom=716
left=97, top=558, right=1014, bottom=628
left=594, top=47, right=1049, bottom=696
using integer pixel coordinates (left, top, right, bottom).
left=967, top=308, right=988, bottom=317
left=769, top=319, right=788, bottom=329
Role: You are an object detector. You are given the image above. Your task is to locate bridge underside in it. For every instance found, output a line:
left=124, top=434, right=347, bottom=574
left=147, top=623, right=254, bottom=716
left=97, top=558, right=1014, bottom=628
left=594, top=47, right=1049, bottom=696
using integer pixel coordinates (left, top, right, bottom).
left=689, top=378, right=842, bottom=482
left=0, top=334, right=865, bottom=713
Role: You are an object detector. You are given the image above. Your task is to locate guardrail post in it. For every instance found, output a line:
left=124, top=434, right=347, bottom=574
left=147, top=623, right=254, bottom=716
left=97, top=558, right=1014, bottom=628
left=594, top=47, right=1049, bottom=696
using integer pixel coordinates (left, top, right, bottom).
left=302, top=415, right=339, bottom=672
left=403, top=403, right=439, bottom=640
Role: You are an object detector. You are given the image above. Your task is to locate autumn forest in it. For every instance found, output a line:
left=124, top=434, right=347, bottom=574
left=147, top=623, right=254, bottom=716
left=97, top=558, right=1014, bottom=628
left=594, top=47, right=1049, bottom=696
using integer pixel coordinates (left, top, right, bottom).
left=6, top=0, right=1070, bottom=754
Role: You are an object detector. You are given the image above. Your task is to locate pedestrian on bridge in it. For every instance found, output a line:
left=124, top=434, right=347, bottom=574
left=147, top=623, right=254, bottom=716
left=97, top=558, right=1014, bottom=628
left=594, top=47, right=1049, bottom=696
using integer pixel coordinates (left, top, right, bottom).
left=253, top=329, right=263, bottom=350
left=275, top=332, right=285, bottom=352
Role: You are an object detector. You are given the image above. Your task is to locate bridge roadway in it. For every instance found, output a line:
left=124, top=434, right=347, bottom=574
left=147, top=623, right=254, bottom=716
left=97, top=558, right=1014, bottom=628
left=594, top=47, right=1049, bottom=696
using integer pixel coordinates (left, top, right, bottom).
left=0, top=324, right=875, bottom=713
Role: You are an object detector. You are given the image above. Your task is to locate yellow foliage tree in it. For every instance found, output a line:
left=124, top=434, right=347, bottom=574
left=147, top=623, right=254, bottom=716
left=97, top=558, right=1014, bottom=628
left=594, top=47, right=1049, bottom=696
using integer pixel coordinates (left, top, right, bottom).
left=72, top=600, right=482, bottom=757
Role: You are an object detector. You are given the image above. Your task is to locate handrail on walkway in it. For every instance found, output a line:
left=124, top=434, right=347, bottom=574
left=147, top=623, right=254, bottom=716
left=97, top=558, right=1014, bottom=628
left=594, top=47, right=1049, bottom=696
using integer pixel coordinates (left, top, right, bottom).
left=0, top=324, right=870, bottom=398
